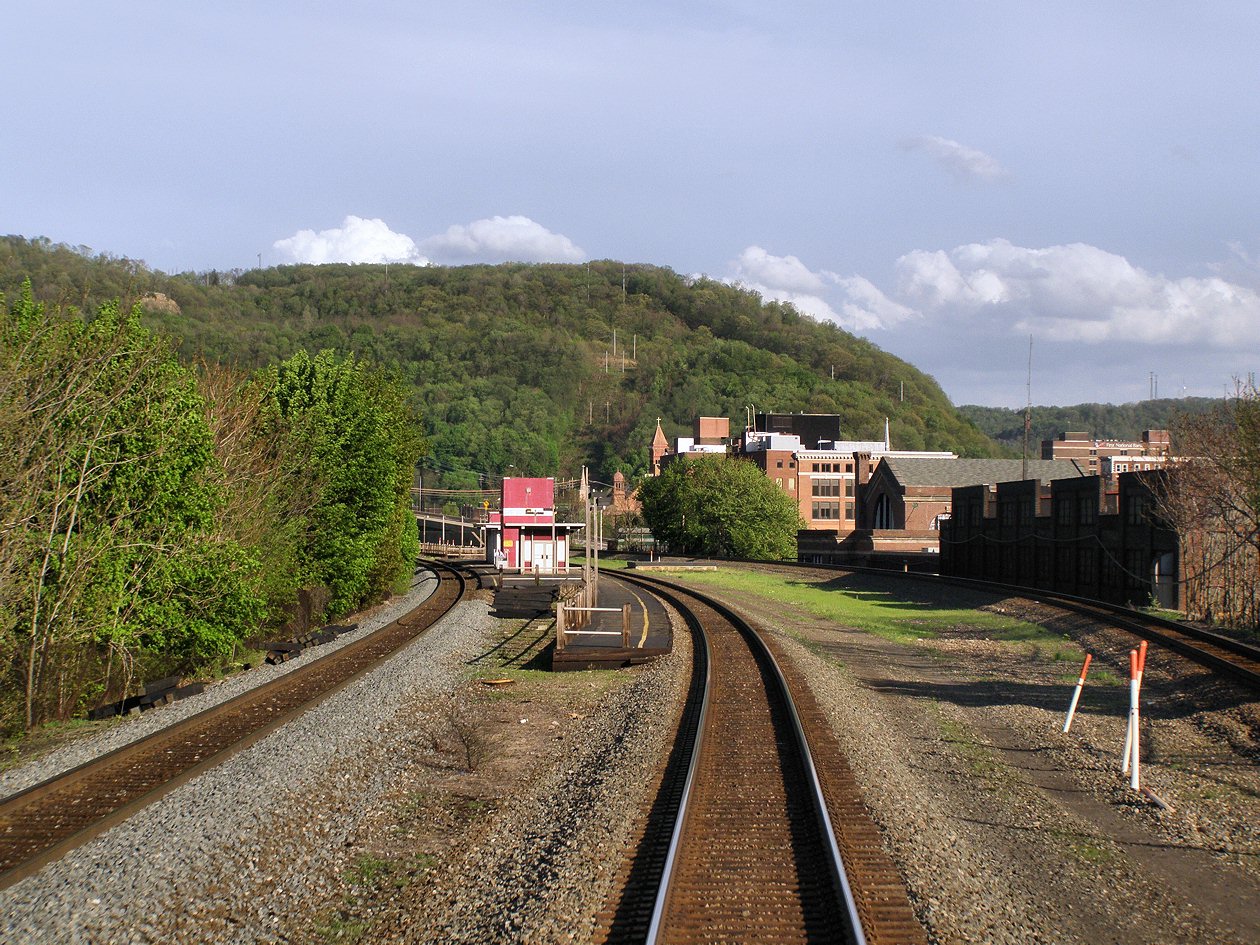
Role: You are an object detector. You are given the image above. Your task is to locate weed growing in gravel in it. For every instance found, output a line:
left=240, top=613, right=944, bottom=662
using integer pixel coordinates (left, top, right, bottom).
left=416, top=694, right=492, bottom=772
left=937, top=713, right=1012, bottom=792
left=1049, top=828, right=1117, bottom=865
left=313, top=910, right=368, bottom=944
left=344, top=853, right=392, bottom=887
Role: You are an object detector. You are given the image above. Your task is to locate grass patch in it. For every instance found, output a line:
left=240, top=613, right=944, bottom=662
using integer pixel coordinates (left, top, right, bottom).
left=313, top=911, right=368, bottom=944
left=663, top=568, right=1060, bottom=647
left=937, top=713, right=1009, bottom=788
left=1049, top=827, right=1117, bottom=865
left=343, top=853, right=392, bottom=887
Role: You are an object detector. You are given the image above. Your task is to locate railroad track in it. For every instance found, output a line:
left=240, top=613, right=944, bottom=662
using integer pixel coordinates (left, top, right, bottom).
left=754, top=559, right=1260, bottom=692
left=598, top=570, right=924, bottom=945
left=0, top=560, right=467, bottom=891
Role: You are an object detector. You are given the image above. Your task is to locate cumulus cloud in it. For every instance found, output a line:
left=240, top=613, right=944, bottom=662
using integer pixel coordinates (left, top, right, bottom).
left=273, top=214, right=586, bottom=267
left=728, top=246, right=917, bottom=331
left=418, top=215, right=586, bottom=264
left=894, top=239, right=1259, bottom=346
left=902, top=135, right=1008, bottom=181
left=273, top=215, right=428, bottom=265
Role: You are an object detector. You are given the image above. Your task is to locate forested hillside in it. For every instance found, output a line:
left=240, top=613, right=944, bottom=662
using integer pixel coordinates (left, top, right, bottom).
left=958, top=398, right=1221, bottom=450
left=1, top=236, right=999, bottom=489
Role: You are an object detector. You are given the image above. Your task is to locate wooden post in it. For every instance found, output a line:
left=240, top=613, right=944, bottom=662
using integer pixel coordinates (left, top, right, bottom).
left=622, top=603, right=631, bottom=647
left=556, top=603, right=566, bottom=651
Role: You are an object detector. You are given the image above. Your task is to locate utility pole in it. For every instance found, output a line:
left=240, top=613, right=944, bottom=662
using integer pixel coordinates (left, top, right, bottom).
left=1022, top=336, right=1033, bottom=481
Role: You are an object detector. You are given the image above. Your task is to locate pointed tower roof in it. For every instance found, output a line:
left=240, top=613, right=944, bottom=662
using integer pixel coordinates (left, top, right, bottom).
left=652, top=417, right=668, bottom=450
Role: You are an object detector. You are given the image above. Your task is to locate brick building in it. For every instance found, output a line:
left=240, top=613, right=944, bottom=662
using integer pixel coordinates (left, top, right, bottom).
left=1041, top=429, right=1171, bottom=475
left=798, top=457, right=1084, bottom=566
left=940, top=471, right=1179, bottom=608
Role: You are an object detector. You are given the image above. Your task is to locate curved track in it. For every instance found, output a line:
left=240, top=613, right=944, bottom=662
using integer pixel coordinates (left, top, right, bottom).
left=599, top=570, right=923, bottom=945
left=0, top=560, right=467, bottom=891
left=765, top=559, right=1260, bottom=691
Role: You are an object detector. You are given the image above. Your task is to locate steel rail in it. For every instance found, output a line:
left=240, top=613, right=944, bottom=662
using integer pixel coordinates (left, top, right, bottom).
left=612, top=569, right=866, bottom=945
left=0, top=560, right=467, bottom=890
left=737, top=558, right=1260, bottom=691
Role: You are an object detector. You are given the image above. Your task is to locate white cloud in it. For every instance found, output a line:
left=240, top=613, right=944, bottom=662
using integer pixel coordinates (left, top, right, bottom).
left=728, top=246, right=917, bottom=331
left=894, top=239, right=1260, bottom=346
left=902, top=135, right=1008, bottom=181
left=732, top=246, right=826, bottom=295
left=272, top=215, right=429, bottom=265
left=418, top=215, right=586, bottom=264
left=832, top=275, right=919, bottom=332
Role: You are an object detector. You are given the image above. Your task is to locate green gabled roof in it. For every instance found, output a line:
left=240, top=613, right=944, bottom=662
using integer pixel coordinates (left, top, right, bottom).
left=879, top=457, right=1086, bottom=488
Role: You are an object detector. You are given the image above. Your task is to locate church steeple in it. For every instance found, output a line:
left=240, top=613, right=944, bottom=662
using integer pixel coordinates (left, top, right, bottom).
left=650, top=417, right=669, bottom=476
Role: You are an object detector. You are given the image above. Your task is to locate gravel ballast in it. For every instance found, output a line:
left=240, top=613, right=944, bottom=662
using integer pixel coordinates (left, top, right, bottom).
left=0, top=574, right=691, bottom=945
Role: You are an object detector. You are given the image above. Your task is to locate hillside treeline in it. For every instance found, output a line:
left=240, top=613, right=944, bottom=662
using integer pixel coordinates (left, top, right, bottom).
left=0, top=237, right=999, bottom=491
left=959, top=398, right=1222, bottom=450
left=0, top=282, right=421, bottom=732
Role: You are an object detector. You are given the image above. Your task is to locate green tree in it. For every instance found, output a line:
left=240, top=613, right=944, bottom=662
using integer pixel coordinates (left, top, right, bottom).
left=1, top=283, right=263, bottom=729
left=264, top=349, right=423, bottom=615
left=639, top=455, right=804, bottom=560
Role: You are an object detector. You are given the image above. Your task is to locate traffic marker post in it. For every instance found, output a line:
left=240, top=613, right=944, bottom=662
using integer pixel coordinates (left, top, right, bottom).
left=1062, top=653, right=1093, bottom=733
left=1123, top=649, right=1142, bottom=789
left=1122, top=640, right=1150, bottom=776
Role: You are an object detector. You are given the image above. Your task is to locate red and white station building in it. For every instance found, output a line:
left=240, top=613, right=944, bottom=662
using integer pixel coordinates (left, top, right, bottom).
left=484, top=477, right=584, bottom=574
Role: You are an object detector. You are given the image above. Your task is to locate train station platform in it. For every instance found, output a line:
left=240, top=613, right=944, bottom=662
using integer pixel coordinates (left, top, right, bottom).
left=552, top=572, right=672, bottom=671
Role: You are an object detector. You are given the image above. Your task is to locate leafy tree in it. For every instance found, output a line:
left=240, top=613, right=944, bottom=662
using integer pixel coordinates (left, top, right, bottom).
left=639, top=455, right=804, bottom=560
left=264, top=349, right=423, bottom=615
left=1, top=283, right=262, bottom=729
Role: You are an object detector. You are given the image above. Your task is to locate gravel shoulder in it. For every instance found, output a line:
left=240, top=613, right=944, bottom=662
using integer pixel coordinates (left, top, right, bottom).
left=0, top=575, right=690, bottom=945
left=679, top=566, right=1260, bottom=945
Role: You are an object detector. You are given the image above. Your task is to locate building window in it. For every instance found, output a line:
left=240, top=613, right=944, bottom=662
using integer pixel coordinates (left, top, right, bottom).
left=1078, top=496, right=1097, bottom=525
left=812, top=479, right=841, bottom=497
left=1000, top=501, right=1017, bottom=526
left=1127, top=495, right=1147, bottom=526
left=844, top=462, right=853, bottom=473
left=776, top=460, right=783, bottom=468
left=845, top=501, right=854, bottom=520
left=1055, top=498, right=1072, bottom=527
left=1078, top=548, right=1096, bottom=582
left=788, top=478, right=795, bottom=491
left=812, top=501, right=840, bottom=520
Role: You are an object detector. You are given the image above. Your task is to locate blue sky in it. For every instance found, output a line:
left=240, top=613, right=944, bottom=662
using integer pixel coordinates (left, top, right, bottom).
left=5, top=1, right=1258, bottom=407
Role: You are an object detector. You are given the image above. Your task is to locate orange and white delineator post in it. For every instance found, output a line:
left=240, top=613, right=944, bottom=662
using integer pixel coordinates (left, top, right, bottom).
left=1124, top=649, right=1142, bottom=789
left=1062, top=653, right=1093, bottom=733
left=1122, top=641, right=1149, bottom=776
